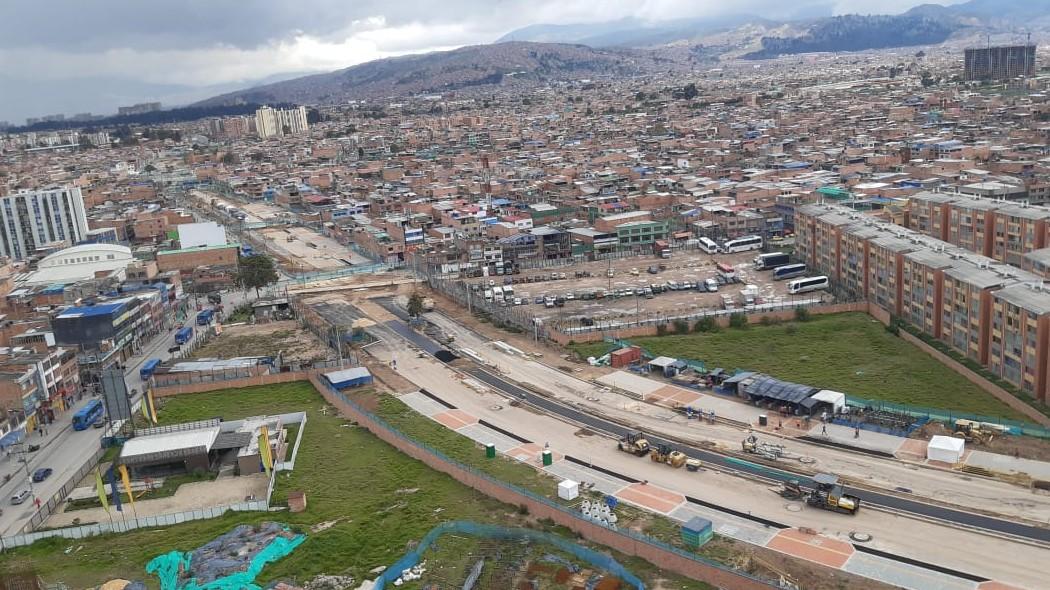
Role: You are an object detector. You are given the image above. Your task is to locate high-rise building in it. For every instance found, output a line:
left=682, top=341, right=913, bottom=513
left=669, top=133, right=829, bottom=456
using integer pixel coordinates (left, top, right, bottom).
left=964, top=45, right=1036, bottom=82
left=0, top=187, right=89, bottom=260
left=117, top=102, right=162, bottom=116
left=255, top=106, right=279, bottom=138
left=255, top=105, right=309, bottom=138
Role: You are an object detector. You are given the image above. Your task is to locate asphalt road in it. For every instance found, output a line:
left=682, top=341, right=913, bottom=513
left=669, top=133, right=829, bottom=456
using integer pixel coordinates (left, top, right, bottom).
left=0, top=289, right=255, bottom=537
left=378, top=303, right=1050, bottom=545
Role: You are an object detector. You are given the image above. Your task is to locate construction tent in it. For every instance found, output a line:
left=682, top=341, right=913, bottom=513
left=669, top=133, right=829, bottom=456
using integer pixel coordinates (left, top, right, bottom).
left=927, top=435, right=965, bottom=464
left=803, top=390, right=847, bottom=415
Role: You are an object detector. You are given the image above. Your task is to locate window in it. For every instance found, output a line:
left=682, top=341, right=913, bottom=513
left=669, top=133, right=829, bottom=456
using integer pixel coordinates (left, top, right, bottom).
left=107, top=254, right=114, bottom=260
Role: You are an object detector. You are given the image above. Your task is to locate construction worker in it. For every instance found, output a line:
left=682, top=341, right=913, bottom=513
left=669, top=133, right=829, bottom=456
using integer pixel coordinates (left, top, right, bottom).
left=821, top=424, right=828, bottom=436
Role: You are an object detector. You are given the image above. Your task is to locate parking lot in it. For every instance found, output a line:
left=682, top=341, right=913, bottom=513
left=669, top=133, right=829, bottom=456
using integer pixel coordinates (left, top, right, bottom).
left=461, top=248, right=823, bottom=323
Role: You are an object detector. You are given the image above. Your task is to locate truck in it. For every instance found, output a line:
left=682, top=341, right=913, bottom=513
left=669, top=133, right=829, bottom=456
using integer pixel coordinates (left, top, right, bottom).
left=175, top=326, right=194, bottom=345
left=196, top=309, right=215, bottom=326
left=754, top=252, right=791, bottom=270
left=654, top=240, right=671, bottom=259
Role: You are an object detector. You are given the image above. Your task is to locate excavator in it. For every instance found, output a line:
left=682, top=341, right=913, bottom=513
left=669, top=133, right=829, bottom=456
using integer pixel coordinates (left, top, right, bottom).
left=650, top=444, right=688, bottom=468
left=617, top=432, right=651, bottom=457
left=780, top=473, right=860, bottom=515
left=952, top=419, right=997, bottom=445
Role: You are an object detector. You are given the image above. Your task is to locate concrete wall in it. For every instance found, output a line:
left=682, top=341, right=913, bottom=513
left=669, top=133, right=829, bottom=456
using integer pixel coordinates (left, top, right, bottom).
left=305, top=375, right=777, bottom=590
left=152, top=369, right=324, bottom=397
left=549, top=302, right=869, bottom=344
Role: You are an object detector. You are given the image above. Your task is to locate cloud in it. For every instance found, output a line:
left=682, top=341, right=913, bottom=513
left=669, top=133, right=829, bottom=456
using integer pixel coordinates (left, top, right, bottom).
left=0, top=0, right=961, bottom=120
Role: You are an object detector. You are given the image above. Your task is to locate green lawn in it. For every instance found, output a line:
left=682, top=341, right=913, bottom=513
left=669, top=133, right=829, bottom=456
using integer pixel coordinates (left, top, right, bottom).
left=0, top=382, right=714, bottom=590
left=572, top=313, right=1026, bottom=420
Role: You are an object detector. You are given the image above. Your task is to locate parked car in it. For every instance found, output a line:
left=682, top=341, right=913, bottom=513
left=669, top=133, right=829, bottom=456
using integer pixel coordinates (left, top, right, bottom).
left=534, top=297, right=544, bottom=304
left=32, top=468, right=53, bottom=482
left=92, top=417, right=106, bottom=429
left=168, top=345, right=181, bottom=353
left=10, top=489, right=31, bottom=505
left=704, top=278, right=720, bottom=292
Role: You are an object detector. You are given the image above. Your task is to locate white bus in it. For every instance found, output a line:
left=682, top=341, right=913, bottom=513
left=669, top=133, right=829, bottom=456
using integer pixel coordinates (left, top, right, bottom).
left=723, top=235, right=763, bottom=253
left=772, top=263, right=807, bottom=280
left=698, top=236, right=721, bottom=254
left=788, top=276, right=829, bottom=294
left=492, top=286, right=505, bottom=302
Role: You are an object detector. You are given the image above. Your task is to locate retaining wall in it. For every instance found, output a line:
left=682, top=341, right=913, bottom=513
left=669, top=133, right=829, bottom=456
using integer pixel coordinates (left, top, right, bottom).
left=152, top=370, right=325, bottom=397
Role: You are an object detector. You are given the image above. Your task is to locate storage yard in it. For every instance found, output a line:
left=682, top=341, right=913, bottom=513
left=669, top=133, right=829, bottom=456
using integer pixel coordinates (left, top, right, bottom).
left=457, top=248, right=823, bottom=324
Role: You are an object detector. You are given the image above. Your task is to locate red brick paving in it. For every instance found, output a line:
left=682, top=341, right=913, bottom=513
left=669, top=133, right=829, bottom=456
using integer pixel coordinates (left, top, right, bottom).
left=765, top=529, right=855, bottom=569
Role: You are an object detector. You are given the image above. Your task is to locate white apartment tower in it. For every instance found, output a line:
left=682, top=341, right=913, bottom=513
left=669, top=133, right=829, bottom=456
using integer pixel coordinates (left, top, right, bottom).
left=0, top=187, right=89, bottom=260
left=255, top=105, right=309, bottom=138
left=255, top=106, right=279, bottom=138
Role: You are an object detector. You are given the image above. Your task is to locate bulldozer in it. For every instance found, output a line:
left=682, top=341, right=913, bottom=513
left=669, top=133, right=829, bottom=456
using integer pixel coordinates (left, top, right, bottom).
left=618, top=432, right=651, bottom=457
left=779, top=473, right=860, bottom=515
left=650, top=444, right=688, bottom=468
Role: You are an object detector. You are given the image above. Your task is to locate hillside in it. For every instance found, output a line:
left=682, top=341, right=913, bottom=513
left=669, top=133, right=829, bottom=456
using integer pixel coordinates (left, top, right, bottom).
left=743, top=14, right=955, bottom=59
left=194, top=42, right=668, bottom=107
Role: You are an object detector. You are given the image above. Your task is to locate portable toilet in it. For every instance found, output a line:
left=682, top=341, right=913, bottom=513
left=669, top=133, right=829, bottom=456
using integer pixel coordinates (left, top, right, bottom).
left=681, top=516, right=713, bottom=548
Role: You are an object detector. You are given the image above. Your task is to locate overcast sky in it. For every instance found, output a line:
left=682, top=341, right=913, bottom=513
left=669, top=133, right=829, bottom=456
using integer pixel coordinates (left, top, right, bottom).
left=0, top=0, right=964, bottom=122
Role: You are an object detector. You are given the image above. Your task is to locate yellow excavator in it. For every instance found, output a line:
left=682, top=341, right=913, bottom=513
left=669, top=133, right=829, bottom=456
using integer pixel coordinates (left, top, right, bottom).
left=952, top=419, right=996, bottom=445
left=650, top=444, right=688, bottom=468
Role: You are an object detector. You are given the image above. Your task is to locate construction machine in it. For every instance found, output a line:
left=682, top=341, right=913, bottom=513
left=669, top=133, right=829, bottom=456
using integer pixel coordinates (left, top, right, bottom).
left=780, top=473, right=860, bottom=515
left=953, top=419, right=995, bottom=445
left=650, top=444, right=688, bottom=468
left=742, top=434, right=785, bottom=460
left=618, top=432, right=651, bottom=457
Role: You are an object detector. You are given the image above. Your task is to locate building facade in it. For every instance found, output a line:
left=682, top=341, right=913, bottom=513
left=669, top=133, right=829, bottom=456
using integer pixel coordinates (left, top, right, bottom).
left=964, top=45, right=1036, bottom=82
left=0, top=187, right=89, bottom=260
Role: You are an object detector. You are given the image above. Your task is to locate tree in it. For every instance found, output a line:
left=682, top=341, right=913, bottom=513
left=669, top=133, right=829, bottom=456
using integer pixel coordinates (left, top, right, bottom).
left=407, top=291, right=424, bottom=317
left=221, top=152, right=239, bottom=166
left=682, top=83, right=698, bottom=100
left=235, top=255, right=279, bottom=296
left=143, top=164, right=157, bottom=173
left=728, top=313, right=748, bottom=329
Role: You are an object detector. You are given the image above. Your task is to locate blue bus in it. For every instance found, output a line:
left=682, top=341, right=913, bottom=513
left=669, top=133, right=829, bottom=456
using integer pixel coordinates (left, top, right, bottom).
left=140, top=358, right=162, bottom=381
left=72, top=399, right=105, bottom=431
left=773, top=263, right=807, bottom=281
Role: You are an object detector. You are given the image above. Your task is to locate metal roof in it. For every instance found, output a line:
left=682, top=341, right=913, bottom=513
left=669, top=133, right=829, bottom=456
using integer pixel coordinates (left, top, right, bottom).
left=741, top=374, right=817, bottom=404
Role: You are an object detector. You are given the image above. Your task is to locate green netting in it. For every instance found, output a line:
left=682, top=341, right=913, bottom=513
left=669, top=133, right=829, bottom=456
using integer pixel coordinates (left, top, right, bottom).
left=146, top=528, right=305, bottom=590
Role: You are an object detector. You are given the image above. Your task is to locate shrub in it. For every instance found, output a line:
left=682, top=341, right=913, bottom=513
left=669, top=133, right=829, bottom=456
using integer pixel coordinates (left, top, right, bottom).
left=785, top=323, right=798, bottom=335
left=794, top=306, right=811, bottom=322
left=728, top=313, right=747, bottom=329
left=656, top=324, right=669, bottom=337
left=673, top=319, right=690, bottom=334
left=694, top=317, right=718, bottom=333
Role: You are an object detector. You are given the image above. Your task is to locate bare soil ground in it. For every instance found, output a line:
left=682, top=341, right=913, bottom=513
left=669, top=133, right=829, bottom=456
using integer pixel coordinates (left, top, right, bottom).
left=916, top=421, right=1050, bottom=462
left=191, top=320, right=329, bottom=363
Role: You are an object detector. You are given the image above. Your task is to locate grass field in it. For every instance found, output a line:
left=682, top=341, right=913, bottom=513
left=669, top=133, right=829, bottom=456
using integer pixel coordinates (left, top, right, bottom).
left=0, top=382, right=713, bottom=590
left=572, top=313, right=1026, bottom=420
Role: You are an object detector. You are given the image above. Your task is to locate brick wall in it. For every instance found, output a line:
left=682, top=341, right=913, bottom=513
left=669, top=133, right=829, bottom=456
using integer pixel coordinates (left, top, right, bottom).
left=305, top=375, right=777, bottom=590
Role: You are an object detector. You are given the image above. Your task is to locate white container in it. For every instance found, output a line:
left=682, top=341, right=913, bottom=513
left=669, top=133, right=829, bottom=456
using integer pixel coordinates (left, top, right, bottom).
left=558, top=479, right=580, bottom=501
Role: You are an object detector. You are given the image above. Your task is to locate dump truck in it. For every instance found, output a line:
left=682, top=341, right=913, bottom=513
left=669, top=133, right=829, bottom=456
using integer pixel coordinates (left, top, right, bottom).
left=780, top=473, right=860, bottom=515
left=650, top=444, right=687, bottom=468
left=617, top=432, right=651, bottom=457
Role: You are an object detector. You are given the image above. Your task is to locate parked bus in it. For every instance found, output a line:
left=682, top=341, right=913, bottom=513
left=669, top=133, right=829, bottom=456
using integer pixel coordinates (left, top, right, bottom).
left=139, top=358, right=162, bottom=381
left=788, top=276, right=830, bottom=295
left=698, top=237, right=721, bottom=254
left=492, top=286, right=505, bottom=303
left=773, top=263, right=807, bottom=281
left=72, top=399, right=105, bottom=431
left=754, top=252, right=791, bottom=270
left=722, top=235, right=763, bottom=253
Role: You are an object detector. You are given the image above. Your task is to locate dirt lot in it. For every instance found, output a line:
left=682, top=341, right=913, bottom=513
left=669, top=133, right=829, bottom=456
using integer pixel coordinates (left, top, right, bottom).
left=916, top=421, right=1050, bottom=462
left=192, top=320, right=330, bottom=363
left=461, top=249, right=822, bottom=323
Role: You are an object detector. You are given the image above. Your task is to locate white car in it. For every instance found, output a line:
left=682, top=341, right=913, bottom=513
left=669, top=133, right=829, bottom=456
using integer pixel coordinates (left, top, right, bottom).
left=704, top=278, right=719, bottom=292
left=11, top=489, right=31, bottom=505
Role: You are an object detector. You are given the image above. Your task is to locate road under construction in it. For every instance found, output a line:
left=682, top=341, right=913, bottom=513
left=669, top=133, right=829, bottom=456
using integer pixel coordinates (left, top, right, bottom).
left=338, top=293, right=1049, bottom=589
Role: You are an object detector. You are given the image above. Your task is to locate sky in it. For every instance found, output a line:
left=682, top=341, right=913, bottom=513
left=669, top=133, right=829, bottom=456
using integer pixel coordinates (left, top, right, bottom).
left=0, top=0, right=965, bottom=123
